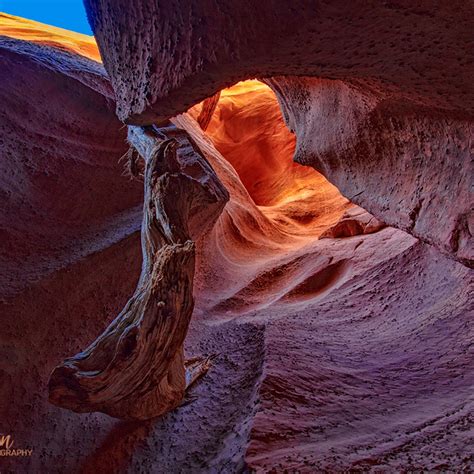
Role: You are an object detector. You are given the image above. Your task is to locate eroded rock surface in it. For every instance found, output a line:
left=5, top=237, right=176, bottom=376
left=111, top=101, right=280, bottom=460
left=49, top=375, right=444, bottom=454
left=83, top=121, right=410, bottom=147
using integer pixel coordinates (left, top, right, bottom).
left=266, top=76, right=473, bottom=266
left=320, top=206, right=386, bottom=239
left=84, top=0, right=473, bottom=266
left=83, top=1, right=474, bottom=122
left=0, top=34, right=142, bottom=298
left=0, top=12, right=100, bottom=60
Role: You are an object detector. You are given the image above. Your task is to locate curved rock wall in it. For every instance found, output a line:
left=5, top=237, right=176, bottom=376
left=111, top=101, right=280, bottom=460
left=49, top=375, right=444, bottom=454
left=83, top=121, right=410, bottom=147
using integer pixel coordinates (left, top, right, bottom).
left=0, top=12, right=100, bottom=60
left=0, top=35, right=142, bottom=297
left=0, top=29, right=143, bottom=472
left=266, top=76, right=473, bottom=266
left=83, top=0, right=473, bottom=267
left=84, top=0, right=474, bottom=123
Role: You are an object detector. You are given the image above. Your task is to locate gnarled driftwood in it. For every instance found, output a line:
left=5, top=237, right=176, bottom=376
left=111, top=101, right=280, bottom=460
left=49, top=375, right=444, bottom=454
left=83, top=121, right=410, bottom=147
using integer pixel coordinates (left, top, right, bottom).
left=48, top=123, right=229, bottom=420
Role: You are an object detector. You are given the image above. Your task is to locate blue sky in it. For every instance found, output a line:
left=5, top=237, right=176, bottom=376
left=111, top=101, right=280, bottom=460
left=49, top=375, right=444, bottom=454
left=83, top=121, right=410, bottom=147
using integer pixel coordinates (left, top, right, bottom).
left=0, top=0, right=92, bottom=35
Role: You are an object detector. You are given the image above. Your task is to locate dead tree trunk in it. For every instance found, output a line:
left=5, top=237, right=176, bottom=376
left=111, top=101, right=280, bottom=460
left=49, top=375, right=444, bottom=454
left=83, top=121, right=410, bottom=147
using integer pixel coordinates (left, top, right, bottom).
left=48, top=124, right=229, bottom=420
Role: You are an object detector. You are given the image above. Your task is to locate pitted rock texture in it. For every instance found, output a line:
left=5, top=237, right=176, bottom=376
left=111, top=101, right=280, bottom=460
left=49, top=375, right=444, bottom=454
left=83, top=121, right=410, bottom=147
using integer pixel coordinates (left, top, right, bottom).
left=83, top=0, right=474, bottom=123
left=84, top=0, right=473, bottom=267
left=266, top=76, right=473, bottom=267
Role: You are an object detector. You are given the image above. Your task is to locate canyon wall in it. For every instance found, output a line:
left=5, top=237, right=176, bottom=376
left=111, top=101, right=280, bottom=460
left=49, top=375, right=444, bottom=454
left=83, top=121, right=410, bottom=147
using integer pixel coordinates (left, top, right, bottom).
left=84, top=0, right=473, bottom=267
left=0, top=22, right=141, bottom=471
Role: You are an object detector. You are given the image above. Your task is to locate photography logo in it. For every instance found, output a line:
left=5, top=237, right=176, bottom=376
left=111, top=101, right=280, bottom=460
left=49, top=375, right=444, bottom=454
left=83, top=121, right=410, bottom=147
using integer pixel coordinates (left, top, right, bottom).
left=0, top=435, right=33, bottom=457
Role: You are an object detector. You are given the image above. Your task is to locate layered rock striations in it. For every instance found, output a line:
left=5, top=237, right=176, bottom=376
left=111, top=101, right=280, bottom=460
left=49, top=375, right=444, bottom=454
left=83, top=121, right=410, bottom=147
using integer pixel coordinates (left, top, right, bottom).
left=0, top=16, right=142, bottom=471
left=0, top=12, right=100, bottom=60
left=0, top=25, right=141, bottom=298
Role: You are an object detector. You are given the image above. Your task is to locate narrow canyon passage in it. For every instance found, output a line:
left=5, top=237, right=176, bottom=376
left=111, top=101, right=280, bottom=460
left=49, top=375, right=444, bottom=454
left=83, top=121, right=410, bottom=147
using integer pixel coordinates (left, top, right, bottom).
left=0, top=13, right=472, bottom=473
left=179, top=84, right=472, bottom=471
left=187, top=80, right=363, bottom=318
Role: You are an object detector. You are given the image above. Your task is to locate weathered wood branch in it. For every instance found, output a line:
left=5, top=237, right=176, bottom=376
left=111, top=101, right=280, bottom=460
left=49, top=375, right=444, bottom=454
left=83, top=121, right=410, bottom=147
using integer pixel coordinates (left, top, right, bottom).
left=48, top=124, right=229, bottom=420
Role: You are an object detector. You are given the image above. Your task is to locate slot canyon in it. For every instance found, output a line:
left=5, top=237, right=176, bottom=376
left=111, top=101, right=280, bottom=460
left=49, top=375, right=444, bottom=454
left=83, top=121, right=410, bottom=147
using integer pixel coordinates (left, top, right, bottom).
left=0, top=3, right=473, bottom=473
